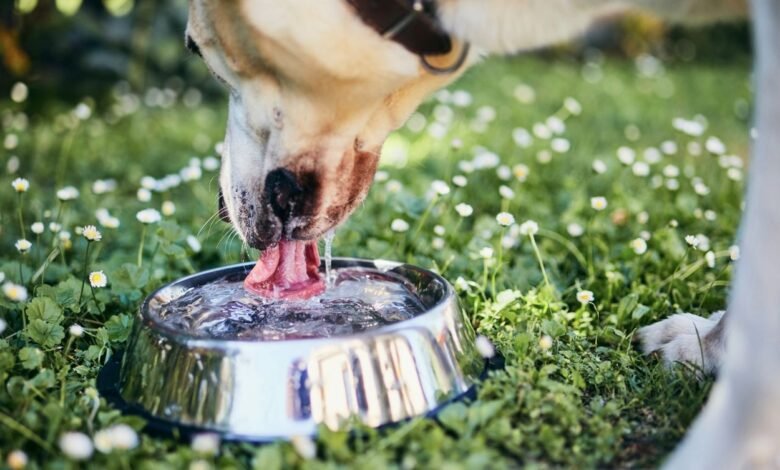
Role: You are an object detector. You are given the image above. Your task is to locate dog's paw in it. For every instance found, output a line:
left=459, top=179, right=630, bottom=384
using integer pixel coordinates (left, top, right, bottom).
left=637, top=311, right=725, bottom=374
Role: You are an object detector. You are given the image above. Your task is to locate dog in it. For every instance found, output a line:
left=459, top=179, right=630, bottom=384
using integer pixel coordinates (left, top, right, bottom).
left=186, top=0, right=780, bottom=466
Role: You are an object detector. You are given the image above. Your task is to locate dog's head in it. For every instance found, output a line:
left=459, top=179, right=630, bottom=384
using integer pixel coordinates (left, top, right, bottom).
left=186, top=0, right=472, bottom=249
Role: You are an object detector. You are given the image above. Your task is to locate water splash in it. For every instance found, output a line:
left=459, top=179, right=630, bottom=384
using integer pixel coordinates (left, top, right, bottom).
left=323, top=229, right=335, bottom=287
left=152, top=267, right=425, bottom=341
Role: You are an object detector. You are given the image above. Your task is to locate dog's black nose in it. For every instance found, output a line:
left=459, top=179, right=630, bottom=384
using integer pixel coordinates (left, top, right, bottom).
left=265, top=168, right=303, bottom=220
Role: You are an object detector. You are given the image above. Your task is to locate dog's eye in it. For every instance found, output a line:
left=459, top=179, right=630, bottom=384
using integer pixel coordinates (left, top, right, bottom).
left=186, top=34, right=202, bottom=57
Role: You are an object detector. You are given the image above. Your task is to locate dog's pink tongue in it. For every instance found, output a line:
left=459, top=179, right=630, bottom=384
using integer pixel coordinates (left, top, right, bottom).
left=244, top=240, right=324, bottom=300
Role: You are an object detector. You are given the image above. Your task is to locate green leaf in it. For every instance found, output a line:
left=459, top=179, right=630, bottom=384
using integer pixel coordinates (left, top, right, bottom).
left=252, top=445, right=284, bottom=470
left=0, top=351, right=16, bottom=372
left=29, top=368, right=56, bottom=390
left=438, top=402, right=468, bottom=436
left=25, top=297, right=64, bottom=325
left=111, top=263, right=151, bottom=291
left=26, top=320, right=65, bottom=348
left=105, top=314, right=133, bottom=343
left=19, top=347, right=44, bottom=369
left=37, top=277, right=83, bottom=312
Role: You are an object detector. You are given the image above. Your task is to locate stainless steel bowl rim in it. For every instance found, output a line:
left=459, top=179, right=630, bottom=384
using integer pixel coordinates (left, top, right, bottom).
left=140, top=258, right=455, bottom=346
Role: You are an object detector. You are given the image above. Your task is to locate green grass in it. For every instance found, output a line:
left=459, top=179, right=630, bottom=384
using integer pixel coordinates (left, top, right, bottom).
left=0, top=54, right=751, bottom=468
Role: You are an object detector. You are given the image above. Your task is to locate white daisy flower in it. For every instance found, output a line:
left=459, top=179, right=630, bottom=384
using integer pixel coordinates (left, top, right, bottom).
left=455, top=203, right=473, bottom=217
left=512, top=127, right=532, bottom=148
left=475, top=335, right=495, bottom=358
left=532, top=122, right=552, bottom=140
left=643, top=147, right=662, bottom=164
left=546, top=116, right=565, bottom=135
left=660, top=140, right=678, bottom=155
left=59, top=431, right=94, bottom=460
left=431, top=180, right=450, bottom=196
left=576, top=290, right=594, bottom=304
left=518, top=220, right=539, bottom=236
left=187, top=235, right=202, bottom=253
left=82, top=225, right=102, bottom=242
left=450, top=138, right=464, bottom=149
left=496, top=165, right=512, bottom=181
left=180, top=165, right=203, bottom=182
left=135, top=188, right=152, bottom=202
left=729, top=245, right=740, bottom=261
left=496, top=212, right=515, bottom=227
left=665, top=179, right=680, bottom=191
left=632, top=161, right=650, bottom=177
left=513, top=83, right=536, bottom=103
left=56, top=186, right=80, bottom=201
left=15, top=239, right=31, bottom=253
left=161, top=200, right=176, bottom=216
left=0, top=318, right=6, bottom=335
left=89, top=271, right=108, bottom=288
left=3, top=282, right=28, bottom=302
left=10, top=82, right=29, bottom=103
left=727, top=168, right=743, bottom=181
left=688, top=141, right=703, bottom=156
left=685, top=235, right=700, bottom=248
left=203, top=156, right=220, bottom=171
left=373, top=170, right=389, bottom=182
left=458, top=160, right=475, bottom=174
left=498, top=185, right=515, bottom=200
left=433, top=225, right=446, bottom=236
left=11, top=177, right=29, bottom=193
left=539, top=335, right=553, bottom=351
left=705, top=251, right=716, bottom=268
left=592, top=159, right=608, bottom=174
left=386, top=180, right=403, bottom=193
left=49, top=222, right=62, bottom=233
left=101, top=217, right=121, bottom=229
left=92, top=179, right=117, bottom=195
left=472, top=151, right=499, bottom=169
left=501, top=235, right=517, bottom=249
left=69, top=324, right=85, bottom=337
left=564, top=97, right=582, bottom=115
left=512, top=164, right=529, bottom=182
left=136, top=208, right=162, bottom=224
left=630, top=238, right=647, bottom=255
left=536, top=150, right=552, bottom=164
left=390, top=219, right=409, bottom=232
left=432, top=237, right=445, bottom=250
left=551, top=138, right=571, bottom=153
left=616, top=146, right=635, bottom=165
left=705, top=136, right=726, bottom=154
left=479, top=247, right=494, bottom=259
left=454, top=276, right=470, bottom=291
left=31, top=222, right=44, bottom=234
left=452, top=175, right=468, bottom=187
left=662, top=164, right=680, bottom=178
left=191, top=433, right=220, bottom=455
left=6, top=450, right=28, bottom=470
left=567, top=223, right=584, bottom=237
left=590, top=196, right=608, bottom=211
left=140, top=176, right=157, bottom=190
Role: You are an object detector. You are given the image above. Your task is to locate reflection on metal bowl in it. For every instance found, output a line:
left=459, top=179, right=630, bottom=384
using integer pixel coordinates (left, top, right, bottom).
left=101, top=258, right=486, bottom=441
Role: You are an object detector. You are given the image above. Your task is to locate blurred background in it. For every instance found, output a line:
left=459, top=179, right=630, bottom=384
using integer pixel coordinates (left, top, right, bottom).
left=1, top=0, right=751, bottom=107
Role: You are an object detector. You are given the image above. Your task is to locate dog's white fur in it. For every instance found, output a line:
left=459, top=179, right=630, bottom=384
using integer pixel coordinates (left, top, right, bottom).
left=189, top=0, right=780, bottom=465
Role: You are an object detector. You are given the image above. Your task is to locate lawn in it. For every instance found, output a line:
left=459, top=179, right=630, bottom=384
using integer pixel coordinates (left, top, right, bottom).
left=0, top=53, right=752, bottom=468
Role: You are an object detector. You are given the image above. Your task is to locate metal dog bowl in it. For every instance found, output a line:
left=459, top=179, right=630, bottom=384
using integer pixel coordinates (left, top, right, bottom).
left=104, top=258, right=486, bottom=441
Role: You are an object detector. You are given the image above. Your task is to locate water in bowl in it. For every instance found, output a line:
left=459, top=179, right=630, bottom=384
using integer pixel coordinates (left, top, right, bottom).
left=152, top=267, right=426, bottom=340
